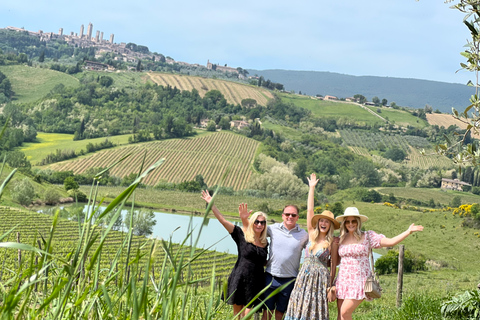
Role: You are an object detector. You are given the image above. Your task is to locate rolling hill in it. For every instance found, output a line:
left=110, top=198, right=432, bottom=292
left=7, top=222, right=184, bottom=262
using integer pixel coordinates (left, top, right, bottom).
left=248, top=69, right=475, bottom=112
left=146, top=72, right=273, bottom=106
left=46, top=131, right=260, bottom=190
left=0, top=65, right=80, bottom=104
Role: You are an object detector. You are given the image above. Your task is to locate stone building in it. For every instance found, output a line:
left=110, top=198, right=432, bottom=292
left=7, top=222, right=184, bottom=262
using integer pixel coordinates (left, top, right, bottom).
left=440, top=178, right=471, bottom=191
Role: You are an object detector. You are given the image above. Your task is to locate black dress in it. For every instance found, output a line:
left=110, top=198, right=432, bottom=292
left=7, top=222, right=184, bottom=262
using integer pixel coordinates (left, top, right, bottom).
left=225, top=225, right=268, bottom=306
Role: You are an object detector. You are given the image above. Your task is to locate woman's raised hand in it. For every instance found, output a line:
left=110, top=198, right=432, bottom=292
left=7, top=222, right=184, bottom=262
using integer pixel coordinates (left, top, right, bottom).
left=407, top=223, right=424, bottom=234
left=239, top=203, right=252, bottom=220
left=307, top=173, right=319, bottom=188
left=201, top=190, right=212, bottom=204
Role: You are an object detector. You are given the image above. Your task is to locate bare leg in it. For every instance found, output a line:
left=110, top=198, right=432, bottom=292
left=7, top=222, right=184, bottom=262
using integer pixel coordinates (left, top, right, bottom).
left=338, top=299, right=363, bottom=320
left=233, top=304, right=245, bottom=319
left=274, top=310, right=284, bottom=320
left=336, top=299, right=343, bottom=320
left=262, top=309, right=273, bottom=320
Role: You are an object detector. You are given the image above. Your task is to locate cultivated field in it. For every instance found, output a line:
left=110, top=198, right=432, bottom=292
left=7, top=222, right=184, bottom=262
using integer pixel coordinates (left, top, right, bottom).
left=341, top=129, right=454, bottom=169
left=146, top=72, right=274, bottom=106
left=0, top=65, right=80, bottom=104
left=19, top=132, right=132, bottom=165
left=426, top=113, right=480, bottom=139
left=0, top=206, right=238, bottom=283
left=48, top=131, right=260, bottom=190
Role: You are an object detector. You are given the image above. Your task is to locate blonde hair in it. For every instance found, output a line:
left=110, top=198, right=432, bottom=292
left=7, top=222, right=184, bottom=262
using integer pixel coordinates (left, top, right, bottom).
left=339, top=217, right=363, bottom=244
left=245, top=211, right=268, bottom=246
left=308, top=218, right=334, bottom=253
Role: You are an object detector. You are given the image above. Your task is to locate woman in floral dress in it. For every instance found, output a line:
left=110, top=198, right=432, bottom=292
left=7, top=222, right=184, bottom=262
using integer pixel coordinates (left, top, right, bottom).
left=284, top=173, right=340, bottom=320
left=334, top=207, right=424, bottom=320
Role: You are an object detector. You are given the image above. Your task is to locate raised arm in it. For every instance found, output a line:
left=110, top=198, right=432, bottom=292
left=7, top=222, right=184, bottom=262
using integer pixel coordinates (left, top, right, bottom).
left=307, top=173, right=319, bottom=233
left=239, top=203, right=252, bottom=232
left=379, top=223, right=424, bottom=247
left=201, top=190, right=234, bottom=234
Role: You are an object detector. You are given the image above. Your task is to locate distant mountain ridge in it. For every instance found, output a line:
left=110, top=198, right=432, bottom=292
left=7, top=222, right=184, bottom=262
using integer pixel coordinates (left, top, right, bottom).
left=248, top=69, right=474, bottom=112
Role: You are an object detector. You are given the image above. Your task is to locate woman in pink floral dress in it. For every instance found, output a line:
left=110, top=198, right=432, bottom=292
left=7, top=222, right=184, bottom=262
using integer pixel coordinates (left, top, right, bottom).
left=334, top=207, right=423, bottom=320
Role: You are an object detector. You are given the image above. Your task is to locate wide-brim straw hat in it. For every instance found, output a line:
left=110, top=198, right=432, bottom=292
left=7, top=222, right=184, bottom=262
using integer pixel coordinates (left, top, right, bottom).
left=335, top=207, right=368, bottom=223
left=311, top=210, right=340, bottom=230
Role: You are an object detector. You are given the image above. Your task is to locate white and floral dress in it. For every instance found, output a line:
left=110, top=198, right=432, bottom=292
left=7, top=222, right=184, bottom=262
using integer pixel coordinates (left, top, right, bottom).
left=335, top=231, right=385, bottom=301
left=284, top=242, right=331, bottom=320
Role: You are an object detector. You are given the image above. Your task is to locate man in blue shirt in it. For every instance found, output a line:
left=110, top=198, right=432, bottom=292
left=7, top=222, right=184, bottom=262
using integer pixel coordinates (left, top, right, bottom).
left=242, top=204, right=308, bottom=320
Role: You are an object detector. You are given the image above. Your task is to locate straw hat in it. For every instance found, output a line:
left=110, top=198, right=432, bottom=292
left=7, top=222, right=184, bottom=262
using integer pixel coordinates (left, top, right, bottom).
left=335, top=207, right=368, bottom=223
left=311, top=210, right=340, bottom=230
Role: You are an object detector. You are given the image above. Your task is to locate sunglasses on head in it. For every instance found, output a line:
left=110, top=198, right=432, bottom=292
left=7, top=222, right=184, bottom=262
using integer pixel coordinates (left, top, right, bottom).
left=283, top=213, right=298, bottom=218
left=254, top=220, right=266, bottom=226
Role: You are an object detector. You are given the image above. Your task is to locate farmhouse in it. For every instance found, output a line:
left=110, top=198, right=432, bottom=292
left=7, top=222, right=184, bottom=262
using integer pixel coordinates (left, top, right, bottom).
left=230, top=120, right=249, bottom=130
left=84, top=60, right=113, bottom=71
left=440, top=178, right=471, bottom=191
left=324, top=95, right=338, bottom=101
left=199, top=118, right=210, bottom=128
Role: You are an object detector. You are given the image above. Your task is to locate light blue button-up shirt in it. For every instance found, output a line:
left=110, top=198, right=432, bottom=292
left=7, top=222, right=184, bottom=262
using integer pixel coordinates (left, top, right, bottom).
left=266, top=223, right=308, bottom=278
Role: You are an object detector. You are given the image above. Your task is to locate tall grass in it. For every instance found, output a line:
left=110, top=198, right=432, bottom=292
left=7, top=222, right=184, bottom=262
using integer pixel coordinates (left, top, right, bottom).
left=0, top=155, right=228, bottom=319
left=0, top=150, right=288, bottom=319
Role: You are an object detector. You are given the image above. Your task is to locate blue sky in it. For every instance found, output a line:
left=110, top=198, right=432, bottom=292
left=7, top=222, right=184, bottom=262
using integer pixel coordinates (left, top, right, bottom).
left=0, top=0, right=472, bottom=84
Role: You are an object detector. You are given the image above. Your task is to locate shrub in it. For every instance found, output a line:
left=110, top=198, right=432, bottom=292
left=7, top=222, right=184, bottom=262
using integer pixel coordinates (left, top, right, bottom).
left=67, top=189, right=87, bottom=202
left=12, top=178, right=35, bottom=206
left=441, top=289, right=480, bottom=319
left=330, top=202, right=344, bottom=217
left=472, top=186, right=480, bottom=195
left=361, top=189, right=382, bottom=203
left=64, top=176, right=79, bottom=191
left=375, top=249, right=427, bottom=275
left=43, top=187, right=61, bottom=205
left=451, top=196, right=462, bottom=208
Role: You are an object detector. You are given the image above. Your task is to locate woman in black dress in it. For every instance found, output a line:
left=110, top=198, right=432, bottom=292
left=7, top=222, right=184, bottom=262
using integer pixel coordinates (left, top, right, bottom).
left=201, top=190, right=268, bottom=319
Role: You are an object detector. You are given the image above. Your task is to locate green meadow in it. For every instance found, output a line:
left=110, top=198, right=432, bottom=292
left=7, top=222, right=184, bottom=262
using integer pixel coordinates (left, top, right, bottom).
left=19, top=132, right=132, bottom=165
left=261, top=120, right=305, bottom=140
left=377, top=187, right=480, bottom=206
left=0, top=65, right=80, bottom=104
left=74, top=70, right=149, bottom=88
left=365, top=105, right=429, bottom=128
left=279, top=93, right=384, bottom=125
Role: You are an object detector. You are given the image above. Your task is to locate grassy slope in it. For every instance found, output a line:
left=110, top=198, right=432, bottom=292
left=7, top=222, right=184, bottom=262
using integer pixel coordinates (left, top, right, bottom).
left=19, top=132, right=133, bottom=165
left=0, top=165, right=67, bottom=206
left=74, top=70, right=149, bottom=88
left=47, top=131, right=260, bottom=190
left=146, top=72, right=274, bottom=106
left=0, top=65, right=80, bottom=104
left=377, top=186, right=480, bottom=206
left=279, top=93, right=384, bottom=124
left=365, top=105, right=428, bottom=128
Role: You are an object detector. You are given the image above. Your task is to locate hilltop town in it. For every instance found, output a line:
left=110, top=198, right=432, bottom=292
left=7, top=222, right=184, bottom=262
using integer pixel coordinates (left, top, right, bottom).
left=3, top=23, right=242, bottom=76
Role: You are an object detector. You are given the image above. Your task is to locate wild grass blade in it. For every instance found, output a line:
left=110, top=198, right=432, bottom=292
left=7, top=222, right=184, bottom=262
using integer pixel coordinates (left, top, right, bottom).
left=0, top=168, right=16, bottom=200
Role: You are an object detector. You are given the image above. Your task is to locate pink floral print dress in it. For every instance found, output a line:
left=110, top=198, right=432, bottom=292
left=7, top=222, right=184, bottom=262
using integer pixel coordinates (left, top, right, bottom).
left=335, top=230, right=385, bottom=301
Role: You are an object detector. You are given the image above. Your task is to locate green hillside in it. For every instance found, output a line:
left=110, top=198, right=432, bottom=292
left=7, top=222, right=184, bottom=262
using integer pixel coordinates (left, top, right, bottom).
left=279, top=93, right=384, bottom=125
left=0, top=65, right=80, bottom=104
left=20, top=132, right=132, bottom=165
left=46, top=131, right=260, bottom=190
